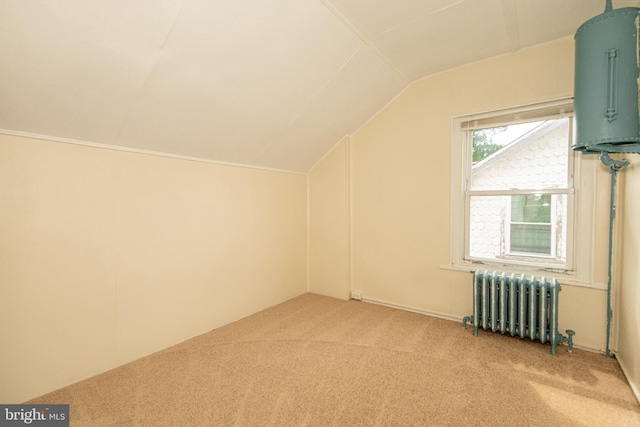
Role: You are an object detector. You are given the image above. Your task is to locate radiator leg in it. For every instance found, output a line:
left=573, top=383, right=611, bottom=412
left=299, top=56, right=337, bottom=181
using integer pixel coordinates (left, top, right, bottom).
left=462, top=316, right=473, bottom=329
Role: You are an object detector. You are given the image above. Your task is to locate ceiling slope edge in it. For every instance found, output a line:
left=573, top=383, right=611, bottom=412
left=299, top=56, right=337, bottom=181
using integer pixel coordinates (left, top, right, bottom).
left=0, top=128, right=306, bottom=176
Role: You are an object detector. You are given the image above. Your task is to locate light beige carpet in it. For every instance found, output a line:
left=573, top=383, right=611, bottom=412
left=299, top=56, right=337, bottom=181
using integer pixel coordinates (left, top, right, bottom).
left=29, top=293, right=640, bottom=426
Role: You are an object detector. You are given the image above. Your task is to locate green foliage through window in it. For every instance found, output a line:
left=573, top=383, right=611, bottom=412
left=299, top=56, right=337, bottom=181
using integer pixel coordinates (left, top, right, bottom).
left=472, top=127, right=506, bottom=162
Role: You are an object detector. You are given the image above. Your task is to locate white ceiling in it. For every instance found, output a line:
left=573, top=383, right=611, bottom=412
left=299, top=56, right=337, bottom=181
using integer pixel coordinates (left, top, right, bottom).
left=2, top=0, right=638, bottom=173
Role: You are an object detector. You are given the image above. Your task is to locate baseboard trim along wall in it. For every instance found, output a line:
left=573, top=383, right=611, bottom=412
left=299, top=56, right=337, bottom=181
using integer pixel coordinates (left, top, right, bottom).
left=359, top=296, right=603, bottom=354
left=360, top=296, right=465, bottom=325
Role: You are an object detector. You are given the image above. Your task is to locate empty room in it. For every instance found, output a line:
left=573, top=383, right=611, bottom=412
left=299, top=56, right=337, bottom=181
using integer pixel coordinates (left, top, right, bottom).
left=2, top=0, right=640, bottom=425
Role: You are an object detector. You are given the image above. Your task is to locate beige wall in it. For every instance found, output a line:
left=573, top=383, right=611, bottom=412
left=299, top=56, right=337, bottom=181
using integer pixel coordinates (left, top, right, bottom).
left=312, top=38, right=612, bottom=351
left=618, top=160, right=640, bottom=402
left=308, top=137, right=350, bottom=300
left=0, top=134, right=307, bottom=403
left=2, top=36, right=633, bottom=405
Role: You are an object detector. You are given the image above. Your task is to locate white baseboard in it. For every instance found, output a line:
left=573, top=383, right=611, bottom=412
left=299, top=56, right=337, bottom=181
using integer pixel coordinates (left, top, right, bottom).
left=360, top=296, right=604, bottom=354
left=361, top=296, right=468, bottom=324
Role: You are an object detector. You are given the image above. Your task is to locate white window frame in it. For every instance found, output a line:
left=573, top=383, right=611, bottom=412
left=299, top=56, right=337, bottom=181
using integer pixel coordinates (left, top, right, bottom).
left=449, top=99, right=596, bottom=285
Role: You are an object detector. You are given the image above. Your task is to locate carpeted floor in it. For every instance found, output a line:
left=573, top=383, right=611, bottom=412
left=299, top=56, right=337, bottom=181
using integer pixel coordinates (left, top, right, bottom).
left=29, top=293, right=640, bottom=426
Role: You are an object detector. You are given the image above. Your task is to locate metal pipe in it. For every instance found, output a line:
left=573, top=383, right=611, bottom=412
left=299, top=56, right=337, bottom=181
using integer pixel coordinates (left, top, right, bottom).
left=604, top=0, right=612, bottom=13
left=600, top=152, right=629, bottom=357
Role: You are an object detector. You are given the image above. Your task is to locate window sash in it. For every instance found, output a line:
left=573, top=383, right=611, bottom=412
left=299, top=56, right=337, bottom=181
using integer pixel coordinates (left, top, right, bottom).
left=464, top=192, right=566, bottom=265
left=460, top=105, right=574, bottom=270
left=465, top=188, right=573, bottom=196
left=463, top=118, right=575, bottom=194
left=459, top=99, right=574, bottom=131
left=449, top=98, right=595, bottom=283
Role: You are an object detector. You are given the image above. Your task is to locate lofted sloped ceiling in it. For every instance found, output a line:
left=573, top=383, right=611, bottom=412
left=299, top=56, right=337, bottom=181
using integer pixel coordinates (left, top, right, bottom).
left=1, top=0, right=638, bottom=173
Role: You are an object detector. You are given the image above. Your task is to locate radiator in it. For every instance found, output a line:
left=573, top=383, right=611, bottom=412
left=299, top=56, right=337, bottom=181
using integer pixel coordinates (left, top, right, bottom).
left=462, top=270, right=574, bottom=355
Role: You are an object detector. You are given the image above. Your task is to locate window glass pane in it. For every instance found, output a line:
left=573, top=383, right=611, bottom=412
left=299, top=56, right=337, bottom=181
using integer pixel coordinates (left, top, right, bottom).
left=468, top=195, right=504, bottom=260
left=510, top=224, right=551, bottom=254
left=511, top=194, right=551, bottom=223
left=470, top=118, right=569, bottom=191
left=468, top=194, right=567, bottom=263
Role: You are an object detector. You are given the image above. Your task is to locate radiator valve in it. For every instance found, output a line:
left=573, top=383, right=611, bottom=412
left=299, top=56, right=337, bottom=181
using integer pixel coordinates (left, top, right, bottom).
left=563, top=330, right=575, bottom=353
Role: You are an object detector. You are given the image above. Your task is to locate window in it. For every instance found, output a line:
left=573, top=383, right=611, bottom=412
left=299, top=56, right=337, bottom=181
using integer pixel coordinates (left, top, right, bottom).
left=509, top=194, right=553, bottom=255
left=450, top=99, right=596, bottom=282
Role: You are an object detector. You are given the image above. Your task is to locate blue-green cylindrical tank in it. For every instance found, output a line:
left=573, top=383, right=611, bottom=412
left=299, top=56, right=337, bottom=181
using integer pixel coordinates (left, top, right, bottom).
left=573, top=7, right=640, bottom=154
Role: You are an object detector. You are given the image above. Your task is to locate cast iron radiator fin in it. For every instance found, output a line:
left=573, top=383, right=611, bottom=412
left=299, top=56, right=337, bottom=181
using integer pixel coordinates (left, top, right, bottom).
left=463, top=270, right=574, bottom=355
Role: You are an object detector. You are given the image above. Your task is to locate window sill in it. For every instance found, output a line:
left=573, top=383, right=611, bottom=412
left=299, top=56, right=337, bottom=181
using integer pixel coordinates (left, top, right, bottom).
left=439, top=263, right=606, bottom=290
